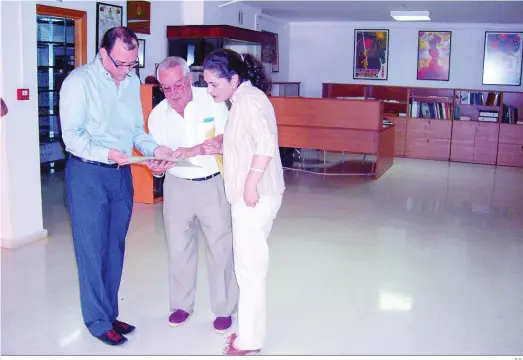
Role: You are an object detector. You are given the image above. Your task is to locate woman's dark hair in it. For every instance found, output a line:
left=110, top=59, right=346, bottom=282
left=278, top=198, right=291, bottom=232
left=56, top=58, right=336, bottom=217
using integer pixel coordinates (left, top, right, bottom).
left=203, top=49, right=270, bottom=93
left=100, top=26, right=138, bottom=52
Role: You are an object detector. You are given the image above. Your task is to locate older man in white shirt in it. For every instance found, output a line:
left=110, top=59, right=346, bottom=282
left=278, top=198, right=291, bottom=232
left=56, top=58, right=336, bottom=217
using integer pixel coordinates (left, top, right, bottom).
left=147, top=56, right=237, bottom=334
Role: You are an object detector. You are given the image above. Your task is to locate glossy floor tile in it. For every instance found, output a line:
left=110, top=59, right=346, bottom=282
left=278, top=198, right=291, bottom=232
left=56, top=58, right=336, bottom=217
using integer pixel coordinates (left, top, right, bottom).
left=1, top=157, right=523, bottom=355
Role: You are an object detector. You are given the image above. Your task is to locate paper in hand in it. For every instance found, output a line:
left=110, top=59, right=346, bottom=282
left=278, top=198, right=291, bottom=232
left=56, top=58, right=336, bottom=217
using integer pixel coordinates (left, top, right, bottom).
left=125, top=155, right=201, bottom=168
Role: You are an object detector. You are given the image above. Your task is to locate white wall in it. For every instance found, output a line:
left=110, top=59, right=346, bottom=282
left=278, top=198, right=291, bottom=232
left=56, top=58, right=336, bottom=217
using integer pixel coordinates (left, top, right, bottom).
left=204, top=1, right=260, bottom=30
left=1, top=1, right=48, bottom=248
left=289, top=21, right=523, bottom=97
left=256, top=14, right=290, bottom=83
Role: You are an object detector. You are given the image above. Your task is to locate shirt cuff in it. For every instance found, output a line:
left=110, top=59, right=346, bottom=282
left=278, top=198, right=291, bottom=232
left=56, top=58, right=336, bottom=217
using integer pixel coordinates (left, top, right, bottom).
left=94, top=146, right=111, bottom=163
left=136, top=140, right=158, bottom=157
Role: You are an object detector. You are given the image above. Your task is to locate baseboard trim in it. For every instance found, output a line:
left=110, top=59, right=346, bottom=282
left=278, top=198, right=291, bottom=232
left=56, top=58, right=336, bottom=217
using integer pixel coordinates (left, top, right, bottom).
left=1, top=229, right=49, bottom=249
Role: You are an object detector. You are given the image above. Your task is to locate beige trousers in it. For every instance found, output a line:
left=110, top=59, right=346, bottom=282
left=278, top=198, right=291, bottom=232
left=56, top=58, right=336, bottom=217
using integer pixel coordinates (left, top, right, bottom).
left=163, top=173, right=238, bottom=316
left=230, top=194, right=283, bottom=350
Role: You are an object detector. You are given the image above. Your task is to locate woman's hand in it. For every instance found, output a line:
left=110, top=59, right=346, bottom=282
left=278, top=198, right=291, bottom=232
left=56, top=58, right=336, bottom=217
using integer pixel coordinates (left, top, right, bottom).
left=244, top=183, right=259, bottom=207
left=202, top=138, right=222, bottom=155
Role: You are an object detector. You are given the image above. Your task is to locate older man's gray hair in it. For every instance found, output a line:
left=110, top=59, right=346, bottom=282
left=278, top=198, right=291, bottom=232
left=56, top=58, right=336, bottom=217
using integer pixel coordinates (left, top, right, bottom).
left=156, top=56, right=191, bottom=80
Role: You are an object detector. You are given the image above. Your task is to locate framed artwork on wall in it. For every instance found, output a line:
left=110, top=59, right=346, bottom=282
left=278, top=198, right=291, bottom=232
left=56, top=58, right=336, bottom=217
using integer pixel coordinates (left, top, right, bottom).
left=261, top=30, right=279, bottom=72
left=482, top=31, right=523, bottom=86
left=138, top=39, right=145, bottom=68
left=353, top=29, right=389, bottom=80
left=417, top=31, right=452, bottom=81
left=127, top=0, right=151, bottom=34
left=95, top=2, right=123, bottom=52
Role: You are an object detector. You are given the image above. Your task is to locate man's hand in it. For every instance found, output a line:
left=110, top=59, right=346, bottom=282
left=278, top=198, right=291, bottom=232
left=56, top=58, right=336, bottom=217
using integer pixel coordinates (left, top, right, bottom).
left=172, top=145, right=204, bottom=159
left=149, top=159, right=176, bottom=175
left=153, top=145, right=174, bottom=158
left=108, top=149, right=129, bottom=165
left=171, top=147, right=189, bottom=159
left=202, top=138, right=222, bottom=155
left=150, top=145, right=176, bottom=175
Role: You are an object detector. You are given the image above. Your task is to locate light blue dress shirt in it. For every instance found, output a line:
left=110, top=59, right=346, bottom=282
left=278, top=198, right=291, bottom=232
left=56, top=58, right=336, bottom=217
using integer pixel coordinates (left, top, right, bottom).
left=59, top=55, right=157, bottom=164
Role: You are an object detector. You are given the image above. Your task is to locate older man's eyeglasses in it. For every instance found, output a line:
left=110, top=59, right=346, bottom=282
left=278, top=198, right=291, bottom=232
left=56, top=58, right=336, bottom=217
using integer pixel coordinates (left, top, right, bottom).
left=160, top=80, right=188, bottom=93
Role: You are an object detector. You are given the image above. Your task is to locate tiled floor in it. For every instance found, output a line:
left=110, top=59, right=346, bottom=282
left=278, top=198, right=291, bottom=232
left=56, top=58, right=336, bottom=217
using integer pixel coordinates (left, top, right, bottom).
left=1, top=157, right=523, bottom=355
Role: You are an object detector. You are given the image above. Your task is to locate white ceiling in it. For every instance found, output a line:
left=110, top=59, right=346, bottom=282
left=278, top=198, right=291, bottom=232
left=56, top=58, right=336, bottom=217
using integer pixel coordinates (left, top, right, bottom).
left=235, top=0, right=523, bottom=23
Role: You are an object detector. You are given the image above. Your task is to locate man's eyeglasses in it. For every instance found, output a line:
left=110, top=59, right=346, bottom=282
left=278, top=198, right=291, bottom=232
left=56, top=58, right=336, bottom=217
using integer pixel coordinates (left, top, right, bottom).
left=107, top=52, right=139, bottom=69
left=160, top=79, right=188, bottom=93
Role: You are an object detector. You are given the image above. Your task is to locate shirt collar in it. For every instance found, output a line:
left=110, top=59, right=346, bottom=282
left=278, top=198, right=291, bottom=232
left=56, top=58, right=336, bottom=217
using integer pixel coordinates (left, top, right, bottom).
left=231, top=80, right=251, bottom=104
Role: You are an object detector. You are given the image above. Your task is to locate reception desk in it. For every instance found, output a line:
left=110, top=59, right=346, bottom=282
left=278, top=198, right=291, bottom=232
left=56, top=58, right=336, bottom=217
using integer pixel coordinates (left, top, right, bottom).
left=270, top=96, right=395, bottom=179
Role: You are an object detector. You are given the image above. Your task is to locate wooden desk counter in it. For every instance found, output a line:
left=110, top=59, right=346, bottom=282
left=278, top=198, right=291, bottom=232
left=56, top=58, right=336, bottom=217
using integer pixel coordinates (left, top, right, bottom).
left=270, top=96, right=395, bottom=179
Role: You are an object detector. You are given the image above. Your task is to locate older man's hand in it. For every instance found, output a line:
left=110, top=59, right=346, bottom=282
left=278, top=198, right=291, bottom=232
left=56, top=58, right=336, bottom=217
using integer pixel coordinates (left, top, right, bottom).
left=149, top=145, right=176, bottom=175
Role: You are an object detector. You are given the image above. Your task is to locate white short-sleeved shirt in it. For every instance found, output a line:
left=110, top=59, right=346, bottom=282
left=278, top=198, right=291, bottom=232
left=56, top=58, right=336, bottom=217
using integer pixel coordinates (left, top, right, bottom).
left=148, top=87, right=229, bottom=179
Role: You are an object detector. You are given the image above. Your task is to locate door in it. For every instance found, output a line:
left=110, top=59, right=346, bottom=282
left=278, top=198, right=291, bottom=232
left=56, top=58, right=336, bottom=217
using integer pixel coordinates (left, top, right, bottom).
left=36, top=5, right=86, bottom=174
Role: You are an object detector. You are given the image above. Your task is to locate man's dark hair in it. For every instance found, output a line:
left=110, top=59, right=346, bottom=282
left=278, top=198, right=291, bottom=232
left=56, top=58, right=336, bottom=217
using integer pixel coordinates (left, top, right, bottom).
left=100, top=26, right=138, bottom=52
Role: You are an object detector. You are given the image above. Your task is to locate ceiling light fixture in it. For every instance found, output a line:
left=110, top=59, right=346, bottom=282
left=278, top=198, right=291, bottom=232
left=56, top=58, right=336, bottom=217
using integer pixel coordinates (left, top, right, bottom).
left=219, top=0, right=243, bottom=8
left=390, top=10, right=431, bottom=21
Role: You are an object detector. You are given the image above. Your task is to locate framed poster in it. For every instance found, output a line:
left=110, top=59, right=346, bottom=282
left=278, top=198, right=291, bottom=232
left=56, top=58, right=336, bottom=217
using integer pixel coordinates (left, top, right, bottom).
left=127, top=1, right=151, bottom=34
left=96, top=2, right=123, bottom=52
left=353, top=29, right=389, bottom=80
left=261, top=31, right=279, bottom=72
left=482, top=31, right=523, bottom=86
left=417, top=31, right=452, bottom=81
left=138, top=39, right=145, bottom=68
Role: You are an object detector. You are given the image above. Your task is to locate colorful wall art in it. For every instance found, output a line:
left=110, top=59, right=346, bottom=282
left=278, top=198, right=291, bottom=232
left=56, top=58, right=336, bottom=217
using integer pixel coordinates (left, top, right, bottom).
left=353, top=29, right=389, bottom=80
left=417, top=31, right=452, bottom=81
left=482, top=31, right=523, bottom=86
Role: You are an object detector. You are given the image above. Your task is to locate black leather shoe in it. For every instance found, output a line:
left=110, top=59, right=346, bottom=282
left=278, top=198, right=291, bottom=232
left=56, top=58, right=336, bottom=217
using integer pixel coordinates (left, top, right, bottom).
left=96, top=329, right=127, bottom=346
left=113, top=320, right=136, bottom=335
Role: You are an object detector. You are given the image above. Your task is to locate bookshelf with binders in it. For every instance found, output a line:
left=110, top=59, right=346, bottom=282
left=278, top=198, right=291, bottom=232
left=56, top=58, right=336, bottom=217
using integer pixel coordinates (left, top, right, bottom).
left=497, top=91, right=523, bottom=167
left=451, top=90, right=501, bottom=164
left=407, top=87, right=454, bottom=161
left=322, top=83, right=523, bottom=167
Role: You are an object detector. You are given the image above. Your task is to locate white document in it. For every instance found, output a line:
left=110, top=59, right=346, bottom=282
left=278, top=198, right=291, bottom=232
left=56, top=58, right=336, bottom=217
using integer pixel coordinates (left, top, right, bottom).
left=125, top=156, right=201, bottom=168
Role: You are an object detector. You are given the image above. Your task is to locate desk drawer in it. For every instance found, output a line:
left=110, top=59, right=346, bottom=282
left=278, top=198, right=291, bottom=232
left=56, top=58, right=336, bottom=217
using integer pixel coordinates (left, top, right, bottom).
left=406, top=138, right=450, bottom=160
left=497, top=143, right=523, bottom=167
left=407, top=118, right=452, bottom=139
left=499, top=123, right=523, bottom=145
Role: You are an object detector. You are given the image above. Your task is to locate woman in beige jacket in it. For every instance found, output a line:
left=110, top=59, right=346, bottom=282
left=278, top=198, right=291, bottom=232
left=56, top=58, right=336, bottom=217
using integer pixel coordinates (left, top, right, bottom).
left=202, top=49, right=285, bottom=355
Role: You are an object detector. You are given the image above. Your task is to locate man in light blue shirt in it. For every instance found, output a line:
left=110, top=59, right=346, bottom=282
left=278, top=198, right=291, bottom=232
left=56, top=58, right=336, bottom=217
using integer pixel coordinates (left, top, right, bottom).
left=59, top=26, right=173, bottom=347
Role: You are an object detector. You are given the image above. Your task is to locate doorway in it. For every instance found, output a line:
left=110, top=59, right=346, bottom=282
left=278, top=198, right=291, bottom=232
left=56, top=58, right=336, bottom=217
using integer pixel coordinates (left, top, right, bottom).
left=35, top=5, right=86, bottom=174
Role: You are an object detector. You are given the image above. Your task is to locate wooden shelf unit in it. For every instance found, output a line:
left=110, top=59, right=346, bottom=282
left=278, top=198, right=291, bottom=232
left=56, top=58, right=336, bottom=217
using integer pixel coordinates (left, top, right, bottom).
left=322, top=83, right=523, bottom=167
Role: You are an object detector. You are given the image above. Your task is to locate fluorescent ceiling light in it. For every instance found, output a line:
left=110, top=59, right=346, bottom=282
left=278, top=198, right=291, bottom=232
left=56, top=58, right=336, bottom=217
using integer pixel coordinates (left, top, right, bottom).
left=390, top=10, right=431, bottom=21
left=219, top=0, right=243, bottom=7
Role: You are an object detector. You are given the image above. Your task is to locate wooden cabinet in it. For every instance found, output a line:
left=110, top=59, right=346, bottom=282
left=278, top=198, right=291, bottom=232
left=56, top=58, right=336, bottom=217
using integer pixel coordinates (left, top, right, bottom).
left=322, top=83, right=523, bottom=167
left=387, top=116, right=407, bottom=157
left=474, top=122, right=499, bottom=164
left=451, top=121, right=499, bottom=164
left=450, top=120, right=475, bottom=162
left=406, top=118, right=452, bottom=160
left=497, top=124, right=523, bottom=167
